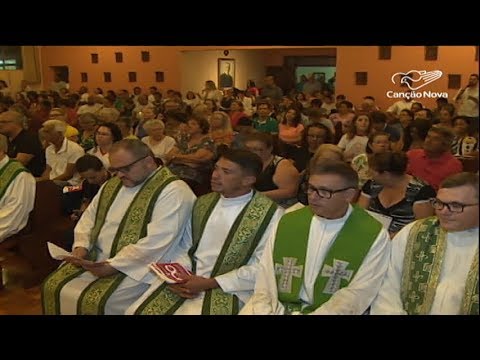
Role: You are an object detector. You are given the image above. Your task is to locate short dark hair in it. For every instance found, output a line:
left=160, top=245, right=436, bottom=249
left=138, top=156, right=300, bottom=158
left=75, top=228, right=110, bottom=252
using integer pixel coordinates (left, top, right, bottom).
left=220, top=149, right=263, bottom=178
left=370, top=151, right=408, bottom=176
left=370, top=111, right=387, bottom=124
left=76, top=154, right=105, bottom=173
left=244, top=132, right=273, bottom=149
left=440, top=172, right=479, bottom=200
left=309, top=158, right=358, bottom=189
left=237, top=117, right=253, bottom=126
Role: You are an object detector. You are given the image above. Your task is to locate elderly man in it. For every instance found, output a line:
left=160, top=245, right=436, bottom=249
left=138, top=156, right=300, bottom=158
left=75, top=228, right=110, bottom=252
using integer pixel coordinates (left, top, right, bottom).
left=0, top=110, right=46, bottom=177
left=371, top=172, right=478, bottom=315
left=39, top=120, right=85, bottom=186
left=0, top=134, right=36, bottom=243
left=41, top=139, right=196, bottom=315
left=241, top=159, right=391, bottom=315
left=127, top=149, right=283, bottom=315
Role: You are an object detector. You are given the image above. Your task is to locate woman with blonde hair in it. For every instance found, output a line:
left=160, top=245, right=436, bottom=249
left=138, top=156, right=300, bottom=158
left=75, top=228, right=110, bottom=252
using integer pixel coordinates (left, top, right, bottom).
left=209, top=111, right=234, bottom=147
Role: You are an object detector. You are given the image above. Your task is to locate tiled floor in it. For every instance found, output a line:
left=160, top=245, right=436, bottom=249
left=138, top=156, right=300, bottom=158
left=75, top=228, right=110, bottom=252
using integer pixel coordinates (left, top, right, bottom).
left=0, top=256, right=42, bottom=315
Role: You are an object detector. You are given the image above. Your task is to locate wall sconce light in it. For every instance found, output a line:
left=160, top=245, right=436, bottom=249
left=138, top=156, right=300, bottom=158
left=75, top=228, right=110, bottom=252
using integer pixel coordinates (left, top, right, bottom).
left=223, top=50, right=229, bottom=56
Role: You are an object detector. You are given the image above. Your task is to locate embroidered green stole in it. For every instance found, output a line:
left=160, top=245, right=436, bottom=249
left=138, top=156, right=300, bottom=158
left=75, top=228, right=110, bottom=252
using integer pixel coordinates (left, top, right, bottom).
left=401, top=217, right=479, bottom=315
left=41, top=167, right=178, bottom=315
left=135, top=191, right=278, bottom=315
left=0, top=159, right=28, bottom=201
left=273, top=205, right=382, bottom=314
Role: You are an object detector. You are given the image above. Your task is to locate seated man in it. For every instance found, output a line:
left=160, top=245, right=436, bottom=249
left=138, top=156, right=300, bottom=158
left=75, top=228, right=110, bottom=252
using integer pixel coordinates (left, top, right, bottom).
left=0, top=134, right=36, bottom=243
left=69, top=154, right=112, bottom=220
left=370, top=172, right=478, bottom=315
left=39, top=119, right=85, bottom=186
left=241, top=159, right=391, bottom=315
left=127, top=149, right=284, bottom=315
left=0, top=110, right=46, bottom=177
left=41, top=139, right=196, bottom=315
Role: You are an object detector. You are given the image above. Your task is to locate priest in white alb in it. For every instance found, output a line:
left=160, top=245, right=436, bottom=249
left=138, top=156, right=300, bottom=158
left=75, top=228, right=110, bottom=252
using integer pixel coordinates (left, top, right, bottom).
left=0, top=134, right=36, bottom=243
left=41, top=139, right=196, bottom=315
left=241, top=159, right=391, bottom=315
left=370, top=172, right=479, bottom=315
left=127, top=149, right=284, bottom=315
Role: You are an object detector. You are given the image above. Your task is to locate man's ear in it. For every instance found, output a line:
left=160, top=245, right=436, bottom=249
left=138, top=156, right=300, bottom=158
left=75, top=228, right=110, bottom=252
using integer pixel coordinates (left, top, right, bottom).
left=344, top=188, right=359, bottom=203
left=242, top=174, right=257, bottom=188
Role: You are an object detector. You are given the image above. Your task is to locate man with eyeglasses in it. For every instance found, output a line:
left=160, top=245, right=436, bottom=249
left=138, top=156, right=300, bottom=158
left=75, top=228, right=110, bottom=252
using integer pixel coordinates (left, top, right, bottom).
left=42, top=139, right=196, bottom=315
left=371, top=172, right=478, bottom=315
left=241, top=159, right=390, bottom=315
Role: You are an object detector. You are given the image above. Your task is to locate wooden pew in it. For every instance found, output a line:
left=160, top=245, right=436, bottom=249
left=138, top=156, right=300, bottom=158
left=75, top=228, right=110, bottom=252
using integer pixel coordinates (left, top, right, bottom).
left=0, top=180, right=72, bottom=289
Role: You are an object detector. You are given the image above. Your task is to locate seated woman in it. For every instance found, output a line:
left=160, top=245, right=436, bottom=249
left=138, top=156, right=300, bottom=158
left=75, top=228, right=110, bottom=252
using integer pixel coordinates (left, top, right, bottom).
left=278, top=106, right=305, bottom=159
left=337, top=113, right=371, bottom=163
left=357, top=151, right=436, bottom=238
left=78, top=113, right=99, bottom=151
left=229, top=100, right=248, bottom=128
left=141, top=119, right=176, bottom=164
left=244, top=132, right=300, bottom=208
left=451, top=116, right=478, bottom=158
left=292, top=123, right=333, bottom=173
left=164, top=116, right=215, bottom=195
left=391, top=109, right=414, bottom=152
left=209, top=111, right=235, bottom=148
left=87, top=122, right=122, bottom=169
left=351, top=131, right=390, bottom=187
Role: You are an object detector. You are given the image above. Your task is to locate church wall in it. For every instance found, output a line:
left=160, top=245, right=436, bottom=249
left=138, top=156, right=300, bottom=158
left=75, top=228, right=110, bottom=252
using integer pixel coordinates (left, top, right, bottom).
left=32, top=46, right=479, bottom=113
left=336, top=46, right=478, bottom=111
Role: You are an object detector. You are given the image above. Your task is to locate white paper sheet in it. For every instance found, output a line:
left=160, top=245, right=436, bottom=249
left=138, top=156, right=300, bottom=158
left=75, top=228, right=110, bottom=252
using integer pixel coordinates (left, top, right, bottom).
left=47, top=242, right=72, bottom=260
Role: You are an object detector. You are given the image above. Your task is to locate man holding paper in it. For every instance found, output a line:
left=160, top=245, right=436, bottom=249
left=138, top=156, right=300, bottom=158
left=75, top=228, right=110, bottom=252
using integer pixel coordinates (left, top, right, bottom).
left=240, top=159, right=391, bottom=315
left=127, top=149, right=283, bottom=315
left=41, top=139, right=196, bottom=315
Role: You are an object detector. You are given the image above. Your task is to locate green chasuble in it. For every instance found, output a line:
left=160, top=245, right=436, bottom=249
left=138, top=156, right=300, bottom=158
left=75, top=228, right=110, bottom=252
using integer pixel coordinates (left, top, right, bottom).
left=0, top=159, right=29, bottom=201
left=41, top=167, right=178, bottom=315
left=401, top=217, right=479, bottom=315
left=135, top=191, right=278, bottom=315
left=273, top=205, right=382, bottom=314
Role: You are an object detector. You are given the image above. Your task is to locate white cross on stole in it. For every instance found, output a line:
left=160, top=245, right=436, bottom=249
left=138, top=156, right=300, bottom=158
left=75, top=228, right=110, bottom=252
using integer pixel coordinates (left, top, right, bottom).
left=275, top=257, right=303, bottom=293
left=321, top=259, right=353, bottom=294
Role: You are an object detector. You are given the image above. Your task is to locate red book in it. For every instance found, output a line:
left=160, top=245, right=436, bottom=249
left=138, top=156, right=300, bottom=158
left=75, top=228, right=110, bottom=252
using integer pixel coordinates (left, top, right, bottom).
left=149, top=262, right=192, bottom=284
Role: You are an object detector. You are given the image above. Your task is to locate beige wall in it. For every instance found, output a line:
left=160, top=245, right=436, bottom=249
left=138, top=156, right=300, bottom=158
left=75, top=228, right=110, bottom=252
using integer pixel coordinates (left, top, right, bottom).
left=40, top=46, right=185, bottom=94
left=336, top=46, right=478, bottom=110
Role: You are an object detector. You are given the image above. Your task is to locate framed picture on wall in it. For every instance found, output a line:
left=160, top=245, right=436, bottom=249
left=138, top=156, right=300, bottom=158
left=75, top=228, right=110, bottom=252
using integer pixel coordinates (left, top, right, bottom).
left=218, top=58, right=235, bottom=89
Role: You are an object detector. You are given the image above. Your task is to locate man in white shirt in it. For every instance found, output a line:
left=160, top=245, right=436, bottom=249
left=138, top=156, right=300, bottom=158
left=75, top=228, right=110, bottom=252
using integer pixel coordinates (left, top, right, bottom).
left=41, top=139, right=196, bottom=315
left=40, top=120, right=85, bottom=186
left=0, top=134, right=36, bottom=243
left=241, top=159, right=391, bottom=315
left=454, top=74, right=479, bottom=132
left=370, top=172, right=479, bottom=315
left=128, top=149, right=284, bottom=315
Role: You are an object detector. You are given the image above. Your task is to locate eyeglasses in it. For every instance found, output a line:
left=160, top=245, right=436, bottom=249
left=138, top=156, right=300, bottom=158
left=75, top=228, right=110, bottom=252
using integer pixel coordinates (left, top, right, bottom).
left=109, top=155, right=149, bottom=174
left=307, top=184, right=355, bottom=199
left=430, top=198, right=478, bottom=213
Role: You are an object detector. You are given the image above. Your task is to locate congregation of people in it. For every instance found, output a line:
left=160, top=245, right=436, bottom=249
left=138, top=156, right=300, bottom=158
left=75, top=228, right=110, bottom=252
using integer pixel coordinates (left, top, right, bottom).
left=0, top=71, right=478, bottom=315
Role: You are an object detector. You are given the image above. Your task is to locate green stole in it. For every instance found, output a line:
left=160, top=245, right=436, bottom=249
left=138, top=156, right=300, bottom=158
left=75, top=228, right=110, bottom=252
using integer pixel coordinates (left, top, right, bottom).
left=0, top=159, right=29, bottom=201
left=401, top=217, right=479, bottom=315
left=135, top=191, right=278, bottom=315
left=273, top=205, right=382, bottom=314
left=41, top=167, right=179, bottom=315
